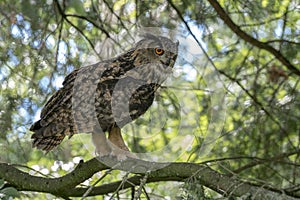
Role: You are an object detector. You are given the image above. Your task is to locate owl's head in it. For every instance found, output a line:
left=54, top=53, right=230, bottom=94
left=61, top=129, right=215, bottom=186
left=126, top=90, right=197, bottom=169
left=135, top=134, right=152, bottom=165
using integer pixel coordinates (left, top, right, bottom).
left=130, top=34, right=179, bottom=84
left=133, top=34, right=178, bottom=67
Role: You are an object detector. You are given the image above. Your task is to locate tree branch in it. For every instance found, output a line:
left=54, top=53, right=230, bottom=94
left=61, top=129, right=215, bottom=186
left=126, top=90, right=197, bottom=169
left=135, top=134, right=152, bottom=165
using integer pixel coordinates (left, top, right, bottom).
left=53, top=0, right=100, bottom=58
left=206, top=0, right=300, bottom=76
left=1, top=157, right=299, bottom=199
left=0, top=158, right=108, bottom=197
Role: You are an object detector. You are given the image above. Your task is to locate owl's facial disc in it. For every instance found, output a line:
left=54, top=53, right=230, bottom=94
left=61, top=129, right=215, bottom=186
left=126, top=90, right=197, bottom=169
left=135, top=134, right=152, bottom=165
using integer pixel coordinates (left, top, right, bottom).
left=158, top=51, right=178, bottom=68
left=131, top=35, right=179, bottom=83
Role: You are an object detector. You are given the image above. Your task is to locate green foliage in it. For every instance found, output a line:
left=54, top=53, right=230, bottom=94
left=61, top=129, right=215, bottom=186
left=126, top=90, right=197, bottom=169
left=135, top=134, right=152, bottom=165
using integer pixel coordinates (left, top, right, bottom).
left=0, top=179, right=20, bottom=199
left=0, top=0, right=299, bottom=199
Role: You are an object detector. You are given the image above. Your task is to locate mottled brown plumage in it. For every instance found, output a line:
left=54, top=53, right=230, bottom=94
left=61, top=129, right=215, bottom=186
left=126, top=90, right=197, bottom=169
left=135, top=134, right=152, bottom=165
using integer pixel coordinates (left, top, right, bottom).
left=30, top=34, right=178, bottom=156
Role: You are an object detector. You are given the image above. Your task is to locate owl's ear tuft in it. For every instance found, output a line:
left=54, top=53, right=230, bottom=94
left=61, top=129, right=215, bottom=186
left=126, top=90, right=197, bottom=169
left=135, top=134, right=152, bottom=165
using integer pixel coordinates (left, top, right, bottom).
left=140, top=33, right=159, bottom=40
left=134, top=33, right=161, bottom=50
left=138, top=33, right=162, bottom=44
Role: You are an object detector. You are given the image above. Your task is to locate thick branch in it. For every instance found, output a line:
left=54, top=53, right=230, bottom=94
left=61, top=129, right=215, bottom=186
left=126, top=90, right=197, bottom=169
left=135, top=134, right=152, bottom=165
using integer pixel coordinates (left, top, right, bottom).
left=0, top=157, right=298, bottom=199
left=206, top=0, right=300, bottom=76
left=0, top=158, right=108, bottom=196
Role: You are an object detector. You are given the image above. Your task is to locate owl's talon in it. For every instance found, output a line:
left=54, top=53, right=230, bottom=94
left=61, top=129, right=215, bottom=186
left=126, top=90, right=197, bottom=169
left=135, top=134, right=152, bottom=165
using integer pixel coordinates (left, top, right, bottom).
left=96, top=149, right=136, bottom=161
left=93, top=136, right=137, bottom=161
left=108, top=144, right=137, bottom=161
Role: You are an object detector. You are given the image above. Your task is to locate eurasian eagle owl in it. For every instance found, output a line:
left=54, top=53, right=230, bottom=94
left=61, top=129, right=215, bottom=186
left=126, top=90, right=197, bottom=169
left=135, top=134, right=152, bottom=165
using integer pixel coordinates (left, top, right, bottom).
left=30, top=34, right=179, bottom=158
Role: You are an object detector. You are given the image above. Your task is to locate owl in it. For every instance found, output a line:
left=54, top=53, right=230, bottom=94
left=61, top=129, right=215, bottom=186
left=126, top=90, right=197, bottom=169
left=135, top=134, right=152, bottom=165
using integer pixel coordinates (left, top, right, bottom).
left=30, top=34, right=179, bottom=158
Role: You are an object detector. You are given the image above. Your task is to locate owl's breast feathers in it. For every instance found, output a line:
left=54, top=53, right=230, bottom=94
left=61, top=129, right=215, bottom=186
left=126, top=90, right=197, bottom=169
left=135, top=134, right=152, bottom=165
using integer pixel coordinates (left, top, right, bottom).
left=30, top=50, right=158, bottom=151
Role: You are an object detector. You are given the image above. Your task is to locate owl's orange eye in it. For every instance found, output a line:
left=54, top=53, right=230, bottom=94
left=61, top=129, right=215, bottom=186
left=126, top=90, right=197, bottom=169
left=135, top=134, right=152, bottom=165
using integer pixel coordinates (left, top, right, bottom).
left=155, top=48, right=164, bottom=55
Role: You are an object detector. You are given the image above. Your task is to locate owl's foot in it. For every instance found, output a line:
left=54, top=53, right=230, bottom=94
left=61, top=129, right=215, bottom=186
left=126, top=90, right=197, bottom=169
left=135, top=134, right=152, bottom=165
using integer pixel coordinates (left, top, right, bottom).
left=107, top=141, right=138, bottom=161
left=95, top=142, right=137, bottom=161
left=92, top=131, right=137, bottom=161
left=107, top=127, right=137, bottom=160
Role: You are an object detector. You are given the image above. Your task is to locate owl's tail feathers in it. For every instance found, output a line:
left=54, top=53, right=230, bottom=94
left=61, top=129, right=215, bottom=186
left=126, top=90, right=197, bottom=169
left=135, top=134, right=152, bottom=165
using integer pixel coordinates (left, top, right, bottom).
left=30, top=120, right=66, bottom=152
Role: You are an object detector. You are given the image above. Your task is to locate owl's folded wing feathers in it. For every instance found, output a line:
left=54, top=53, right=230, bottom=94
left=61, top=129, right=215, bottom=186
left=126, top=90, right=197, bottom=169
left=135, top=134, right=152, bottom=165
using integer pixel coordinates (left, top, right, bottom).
left=30, top=63, right=108, bottom=151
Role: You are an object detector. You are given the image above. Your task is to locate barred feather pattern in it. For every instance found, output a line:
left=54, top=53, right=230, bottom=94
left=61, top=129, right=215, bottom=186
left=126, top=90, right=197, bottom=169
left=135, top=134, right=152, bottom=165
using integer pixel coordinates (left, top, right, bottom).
left=30, top=34, right=179, bottom=152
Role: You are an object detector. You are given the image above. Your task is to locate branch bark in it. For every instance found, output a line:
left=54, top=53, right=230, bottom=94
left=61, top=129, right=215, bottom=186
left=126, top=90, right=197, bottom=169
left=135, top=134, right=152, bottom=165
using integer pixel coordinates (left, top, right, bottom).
left=0, top=157, right=298, bottom=199
left=0, top=158, right=108, bottom=196
left=206, top=0, right=300, bottom=76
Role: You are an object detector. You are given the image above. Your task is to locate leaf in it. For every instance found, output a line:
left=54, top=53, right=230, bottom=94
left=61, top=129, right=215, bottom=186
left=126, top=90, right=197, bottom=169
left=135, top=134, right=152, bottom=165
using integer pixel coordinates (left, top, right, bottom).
left=68, top=0, right=85, bottom=15
left=0, top=187, right=20, bottom=198
left=0, top=179, right=4, bottom=189
left=261, top=0, right=269, bottom=8
left=20, top=0, right=40, bottom=30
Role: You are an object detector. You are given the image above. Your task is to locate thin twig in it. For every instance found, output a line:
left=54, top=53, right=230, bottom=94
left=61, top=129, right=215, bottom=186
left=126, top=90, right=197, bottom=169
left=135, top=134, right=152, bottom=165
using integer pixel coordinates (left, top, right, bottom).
left=55, top=15, right=64, bottom=67
left=133, top=171, right=150, bottom=200
left=81, top=168, right=113, bottom=200
left=54, top=0, right=100, bottom=59
left=108, top=171, right=131, bottom=200
left=167, top=0, right=229, bottom=94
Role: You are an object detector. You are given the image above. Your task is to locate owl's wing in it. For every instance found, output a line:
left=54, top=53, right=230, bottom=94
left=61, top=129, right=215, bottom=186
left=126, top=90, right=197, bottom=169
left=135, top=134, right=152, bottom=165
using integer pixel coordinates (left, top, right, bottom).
left=39, top=67, right=81, bottom=119
left=30, top=61, right=110, bottom=151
